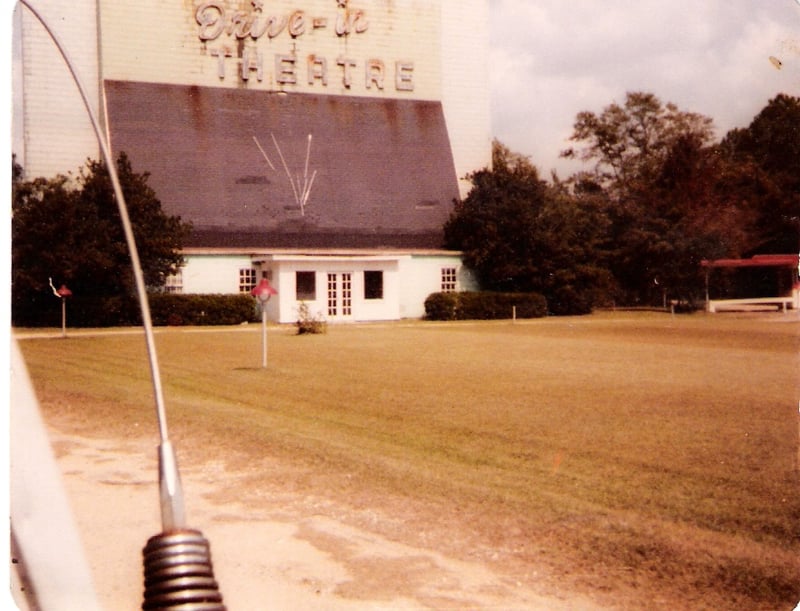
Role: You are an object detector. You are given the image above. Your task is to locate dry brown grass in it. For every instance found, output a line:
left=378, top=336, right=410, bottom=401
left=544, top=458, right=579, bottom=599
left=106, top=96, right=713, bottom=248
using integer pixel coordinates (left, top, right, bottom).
left=16, top=312, right=800, bottom=610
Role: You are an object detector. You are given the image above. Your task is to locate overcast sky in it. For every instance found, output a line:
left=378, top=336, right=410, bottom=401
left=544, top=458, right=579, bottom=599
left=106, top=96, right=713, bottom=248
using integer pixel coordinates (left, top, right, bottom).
left=489, top=0, right=800, bottom=178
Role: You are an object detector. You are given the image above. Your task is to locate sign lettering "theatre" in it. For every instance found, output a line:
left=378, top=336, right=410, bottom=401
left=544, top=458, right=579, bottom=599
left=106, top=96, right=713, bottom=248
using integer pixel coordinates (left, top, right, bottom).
left=195, top=1, right=415, bottom=92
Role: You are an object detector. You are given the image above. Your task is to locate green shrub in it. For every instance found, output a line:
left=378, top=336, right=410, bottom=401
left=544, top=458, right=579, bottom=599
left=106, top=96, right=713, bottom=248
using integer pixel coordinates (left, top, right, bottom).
left=12, top=292, right=258, bottom=327
left=423, top=292, right=461, bottom=320
left=149, top=294, right=258, bottom=326
left=73, top=295, right=142, bottom=326
left=295, top=302, right=327, bottom=334
left=424, top=291, right=547, bottom=321
left=546, top=286, right=595, bottom=316
left=12, top=294, right=142, bottom=328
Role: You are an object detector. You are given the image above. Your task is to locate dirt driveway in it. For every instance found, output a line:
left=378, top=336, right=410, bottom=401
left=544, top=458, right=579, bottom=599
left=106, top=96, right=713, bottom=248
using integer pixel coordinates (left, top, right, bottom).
left=43, top=425, right=606, bottom=611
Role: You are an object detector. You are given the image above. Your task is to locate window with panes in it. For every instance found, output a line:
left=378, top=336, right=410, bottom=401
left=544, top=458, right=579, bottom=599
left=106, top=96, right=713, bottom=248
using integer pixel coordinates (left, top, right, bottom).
left=239, top=268, right=257, bottom=293
left=164, top=270, right=183, bottom=294
left=441, top=267, right=457, bottom=292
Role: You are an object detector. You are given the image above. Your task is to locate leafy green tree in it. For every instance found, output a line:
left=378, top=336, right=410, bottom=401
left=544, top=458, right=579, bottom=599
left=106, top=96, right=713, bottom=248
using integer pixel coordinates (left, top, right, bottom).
left=12, top=154, right=22, bottom=182
left=562, top=92, right=746, bottom=306
left=75, top=154, right=191, bottom=290
left=720, top=93, right=800, bottom=253
left=444, top=140, right=612, bottom=314
left=561, top=91, right=714, bottom=198
left=12, top=153, right=191, bottom=325
left=614, top=134, right=755, bottom=305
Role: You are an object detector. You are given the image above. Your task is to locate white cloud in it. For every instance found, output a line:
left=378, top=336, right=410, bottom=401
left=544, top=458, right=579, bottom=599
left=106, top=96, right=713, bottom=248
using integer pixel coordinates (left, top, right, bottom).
left=490, top=0, right=800, bottom=177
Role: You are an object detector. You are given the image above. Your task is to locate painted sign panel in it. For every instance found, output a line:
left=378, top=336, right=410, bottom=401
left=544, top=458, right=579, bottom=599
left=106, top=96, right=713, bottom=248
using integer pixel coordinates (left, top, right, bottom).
left=99, top=0, right=442, bottom=100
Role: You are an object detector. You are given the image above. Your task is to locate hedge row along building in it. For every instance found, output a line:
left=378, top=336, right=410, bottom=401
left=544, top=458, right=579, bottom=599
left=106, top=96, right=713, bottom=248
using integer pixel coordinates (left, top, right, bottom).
left=17, top=0, right=490, bottom=322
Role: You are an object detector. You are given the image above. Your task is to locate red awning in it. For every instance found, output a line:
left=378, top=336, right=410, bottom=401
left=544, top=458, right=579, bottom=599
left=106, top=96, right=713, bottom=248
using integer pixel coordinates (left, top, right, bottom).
left=701, top=254, right=799, bottom=269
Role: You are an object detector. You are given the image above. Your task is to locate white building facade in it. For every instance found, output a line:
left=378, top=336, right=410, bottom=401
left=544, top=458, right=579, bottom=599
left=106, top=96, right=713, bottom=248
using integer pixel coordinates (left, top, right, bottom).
left=175, top=248, right=476, bottom=323
left=16, top=0, right=489, bottom=323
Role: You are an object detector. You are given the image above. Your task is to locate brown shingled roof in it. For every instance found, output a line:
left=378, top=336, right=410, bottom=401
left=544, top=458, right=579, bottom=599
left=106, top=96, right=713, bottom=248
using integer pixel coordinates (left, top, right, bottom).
left=104, top=80, right=459, bottom=249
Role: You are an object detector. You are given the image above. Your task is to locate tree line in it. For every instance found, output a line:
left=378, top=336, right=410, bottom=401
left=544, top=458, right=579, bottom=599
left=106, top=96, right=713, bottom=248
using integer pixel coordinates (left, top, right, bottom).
left=11, top=91, right=799, bottom=324
left=445, top=92, right=799, bottom=313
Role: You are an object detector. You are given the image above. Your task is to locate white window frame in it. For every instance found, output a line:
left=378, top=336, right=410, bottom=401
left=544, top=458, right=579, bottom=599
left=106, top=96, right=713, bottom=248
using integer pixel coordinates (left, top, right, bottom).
left=239, top=268, right=257, bottom=293
left=164, top=270, right=183, bottom=294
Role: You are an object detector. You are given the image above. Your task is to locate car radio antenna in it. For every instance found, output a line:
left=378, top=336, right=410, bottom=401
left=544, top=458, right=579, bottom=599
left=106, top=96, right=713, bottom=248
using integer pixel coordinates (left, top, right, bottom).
left=19, top=2, right=226, bottom=608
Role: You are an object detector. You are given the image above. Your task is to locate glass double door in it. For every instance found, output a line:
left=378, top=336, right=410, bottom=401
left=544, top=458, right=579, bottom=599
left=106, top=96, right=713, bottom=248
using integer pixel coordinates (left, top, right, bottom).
left=326, top=272, right=352, bottom=319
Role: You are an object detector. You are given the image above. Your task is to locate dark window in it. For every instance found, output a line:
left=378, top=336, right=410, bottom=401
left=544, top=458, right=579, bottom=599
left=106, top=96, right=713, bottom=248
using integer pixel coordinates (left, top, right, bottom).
left=296, top=271, right=316, bottom=300
left=364, top=270, right=383, bottom=300
left=441, top=267, right=457, bottom=292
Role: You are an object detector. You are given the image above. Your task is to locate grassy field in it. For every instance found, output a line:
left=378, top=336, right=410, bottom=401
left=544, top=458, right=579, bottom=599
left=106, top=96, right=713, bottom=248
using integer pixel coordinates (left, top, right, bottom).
left=16, top=312, right=800, bottom=609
